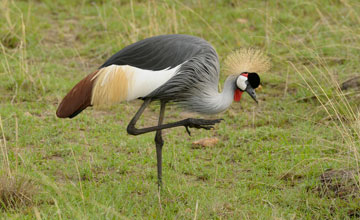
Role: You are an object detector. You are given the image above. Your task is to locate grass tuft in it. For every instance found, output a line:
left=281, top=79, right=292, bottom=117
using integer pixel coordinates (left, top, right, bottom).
left=0, top=175, right=36, bottom=211
left=1, top=33, right=20, bottom=49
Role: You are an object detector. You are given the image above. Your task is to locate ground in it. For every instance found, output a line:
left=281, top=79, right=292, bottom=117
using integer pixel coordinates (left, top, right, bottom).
left=1, top=0, right=360, bottom=219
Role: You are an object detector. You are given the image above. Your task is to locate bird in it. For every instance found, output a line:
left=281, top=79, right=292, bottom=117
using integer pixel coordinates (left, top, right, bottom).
left=56, top=34, right=270, bottom=188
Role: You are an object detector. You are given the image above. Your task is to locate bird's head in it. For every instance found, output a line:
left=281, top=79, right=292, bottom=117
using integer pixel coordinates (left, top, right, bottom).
left=234, top=72, right=260, bottom=103
left=224, top=48, right=270, bottom=104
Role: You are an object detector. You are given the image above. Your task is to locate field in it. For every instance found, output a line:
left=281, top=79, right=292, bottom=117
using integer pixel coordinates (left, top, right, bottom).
left=1, top=0, right=360, bottom=219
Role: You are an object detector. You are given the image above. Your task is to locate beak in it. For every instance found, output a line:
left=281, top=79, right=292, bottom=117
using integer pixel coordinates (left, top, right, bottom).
left=245, top=85, right=258, bottom=104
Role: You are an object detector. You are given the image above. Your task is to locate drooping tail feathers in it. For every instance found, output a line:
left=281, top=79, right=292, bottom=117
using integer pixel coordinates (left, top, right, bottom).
left=56, top=70, right=99, bottom=118
left=56, top=65, right=131, bottom=118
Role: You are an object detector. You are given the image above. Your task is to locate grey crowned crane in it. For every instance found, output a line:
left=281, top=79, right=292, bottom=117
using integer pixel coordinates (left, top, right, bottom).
left=56, top=34, right=270, bottom=187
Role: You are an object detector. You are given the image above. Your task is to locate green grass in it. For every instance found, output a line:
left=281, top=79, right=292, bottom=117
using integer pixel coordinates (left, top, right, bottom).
left=1, top=0, right=360, bottom=219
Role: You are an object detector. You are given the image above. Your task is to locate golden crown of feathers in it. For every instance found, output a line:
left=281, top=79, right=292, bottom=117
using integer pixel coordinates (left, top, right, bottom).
left=224, top=48, right=271, bottom=75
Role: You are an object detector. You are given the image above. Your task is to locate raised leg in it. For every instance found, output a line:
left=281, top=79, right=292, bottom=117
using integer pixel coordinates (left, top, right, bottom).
left=155, top=101, right=166, bottom=189
left=127, top=99, right=223, bottom=136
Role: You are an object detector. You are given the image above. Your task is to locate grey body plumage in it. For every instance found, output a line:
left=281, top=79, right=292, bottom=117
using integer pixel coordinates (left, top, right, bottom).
left=101, top=34, right=211, bottom=71
left=147, top=37, right=226, bottom=114
left=101, top=34, right=229, bottom=114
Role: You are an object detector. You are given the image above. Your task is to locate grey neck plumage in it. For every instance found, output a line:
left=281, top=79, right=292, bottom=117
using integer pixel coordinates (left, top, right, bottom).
left=183, top=75, right=237, bottom=114
left=205, top=75, right=237, bottom=114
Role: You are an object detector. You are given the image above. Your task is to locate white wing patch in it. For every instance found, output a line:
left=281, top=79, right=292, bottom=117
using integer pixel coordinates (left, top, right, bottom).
left=91, top=64, right=180, bottom=106
left=125, top=65, right=180, bottom=100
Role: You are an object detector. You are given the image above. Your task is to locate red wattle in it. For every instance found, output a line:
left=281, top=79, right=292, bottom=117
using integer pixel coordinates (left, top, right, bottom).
left=234, top=89, right=243, bottom=102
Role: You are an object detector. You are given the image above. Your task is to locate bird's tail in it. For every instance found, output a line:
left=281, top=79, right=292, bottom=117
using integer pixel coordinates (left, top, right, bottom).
left=56, top=70, right=99, bottom=118
left=56, top=65, right=130, bottom=118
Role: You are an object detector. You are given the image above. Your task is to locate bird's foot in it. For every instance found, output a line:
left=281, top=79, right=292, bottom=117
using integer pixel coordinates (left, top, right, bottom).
left=184, top=118, right=223, bottom=136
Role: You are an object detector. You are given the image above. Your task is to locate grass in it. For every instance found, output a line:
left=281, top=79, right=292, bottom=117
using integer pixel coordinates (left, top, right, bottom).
left=0, top=175, right=36, bottom=211
left=1, top=0, right=360, bottom=218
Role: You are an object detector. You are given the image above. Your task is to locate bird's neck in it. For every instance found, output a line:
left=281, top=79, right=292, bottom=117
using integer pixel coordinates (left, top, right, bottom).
left=205, top=75, right=237, bottom=114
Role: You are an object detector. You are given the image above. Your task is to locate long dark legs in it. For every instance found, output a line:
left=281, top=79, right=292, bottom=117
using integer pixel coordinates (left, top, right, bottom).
left=126, top=98, right=223, bottom=186
left=155, top=101, right=166, bottom=189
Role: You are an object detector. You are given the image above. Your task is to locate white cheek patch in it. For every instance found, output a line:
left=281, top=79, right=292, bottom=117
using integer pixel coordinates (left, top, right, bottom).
left=236, top=75, right=248, bottom=91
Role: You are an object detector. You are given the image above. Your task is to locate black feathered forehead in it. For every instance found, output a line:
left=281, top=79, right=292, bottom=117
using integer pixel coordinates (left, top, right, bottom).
left=248, top=72, right=260, bottom=89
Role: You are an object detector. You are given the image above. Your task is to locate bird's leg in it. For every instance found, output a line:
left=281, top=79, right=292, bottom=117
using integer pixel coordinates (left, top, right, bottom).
left=127, top=98, right=152, bottom=132
left=155, top=101, right=166, bottom=189
left=126, top=99, right=222, bottom=186
left=127, top=99, right=222, bottom=136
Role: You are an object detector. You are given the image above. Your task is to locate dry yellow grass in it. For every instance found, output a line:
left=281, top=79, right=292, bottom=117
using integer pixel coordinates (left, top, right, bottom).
left=0, top=175, right=36, bottom=210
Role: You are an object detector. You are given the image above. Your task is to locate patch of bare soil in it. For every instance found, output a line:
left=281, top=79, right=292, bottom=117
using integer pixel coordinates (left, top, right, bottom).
left=341, top=75, right=360, bottom=91
left=315, top=169, right=359, bottom=199
left=314, top=169, right=360, bottom=218
left=192, top=137, right=219, bottom=149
